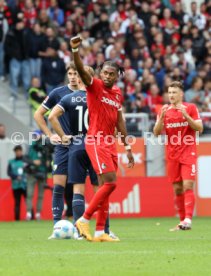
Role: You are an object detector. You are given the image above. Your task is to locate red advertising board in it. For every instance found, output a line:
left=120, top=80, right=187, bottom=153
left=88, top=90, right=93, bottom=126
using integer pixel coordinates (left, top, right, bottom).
left=116, top=138, right=146, bottom=177
left=0, top=177, right=175, bottom=221
left=0, top=179, right=53, bottom=221
left=86, top=177, right=175, bottom=218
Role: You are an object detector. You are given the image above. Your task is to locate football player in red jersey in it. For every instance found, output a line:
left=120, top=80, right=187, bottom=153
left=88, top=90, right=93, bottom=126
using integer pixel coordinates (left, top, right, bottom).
left=153, top=81, right=203, bottom=231
left=70, top=36, right=134, bottom=242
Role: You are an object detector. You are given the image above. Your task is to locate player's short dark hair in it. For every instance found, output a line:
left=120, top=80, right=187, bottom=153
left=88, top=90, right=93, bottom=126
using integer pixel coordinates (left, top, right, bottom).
left=13, top=145, right=23, bottom=152
left=99, top=60, right=125, bottom=76
left=66, top=62, right=76, bottom=72
left=168, top=81, right=184, bottom=91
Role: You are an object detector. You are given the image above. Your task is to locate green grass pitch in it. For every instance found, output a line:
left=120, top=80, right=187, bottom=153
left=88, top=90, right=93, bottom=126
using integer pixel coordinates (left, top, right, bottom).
left=0, top=218, right=211, bottom=276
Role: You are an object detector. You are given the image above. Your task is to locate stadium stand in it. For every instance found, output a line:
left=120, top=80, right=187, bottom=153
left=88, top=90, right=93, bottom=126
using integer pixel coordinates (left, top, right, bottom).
left=0, top=0, right=210, bottom=134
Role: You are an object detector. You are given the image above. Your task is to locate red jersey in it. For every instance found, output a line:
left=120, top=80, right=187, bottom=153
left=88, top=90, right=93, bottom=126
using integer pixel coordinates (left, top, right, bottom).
left=162, top=103, right=201, bottom=163
left=86, top=78, right=123, bottom=136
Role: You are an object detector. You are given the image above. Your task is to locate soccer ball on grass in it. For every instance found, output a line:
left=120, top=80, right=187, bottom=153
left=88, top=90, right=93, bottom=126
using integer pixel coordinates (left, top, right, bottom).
left=53, top=220, right=74, bottom=239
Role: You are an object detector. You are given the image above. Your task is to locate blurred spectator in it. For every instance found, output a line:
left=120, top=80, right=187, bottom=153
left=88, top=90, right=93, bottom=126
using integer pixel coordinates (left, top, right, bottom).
left=185, top=76, right=205, bottom=111
left=7, top=145, right=26, bottom=221
left=21, top=0, right=37, bottom=28
left=39, top=26, right=60, bottom=56
left=119, top=8, right=144, bottom=35
left=159, top=8, right=179, bottom=30
left=28, top=22, right=45, bottom=78
left=162, top=91, right=169, bottom=105
left=68, top=5, right=85, bottom=34
left=58, top=40, right=70, bottom=66
left=28, top=77, right=46, bottom=115
left=91, top=10, right=111, bottom=39
left=184, top=1, right=206, bottom=30
left=145, top=83, right=163, bottom=114
left=38, top=8, right=52, bottom=31
left=183, top=38, right=196, bottom=71
left=25, top=132, right=50, bottom=220
left=35, top=0, right=51, bottom=10
left=204, top=79, right=211, bottom=111
left=4, top=13, right=31, bottom=98
left=191, top=25, right=206, bottom=63
left=41, top=47, right=65, bottom=94
left=0, top=0, right=10, bottom=80
left=47, top=0, right=64, bottom=27
left=124, top=68, right=137, bottom=100
left=61, top=19, right=75, bottom=42
left=6, top=0, right=17, bottom=10
left=138, top=1, right=152, bottom=26
left=172, top=1, right=186, bottom=26
left=86, top=2, right=101, bottom=29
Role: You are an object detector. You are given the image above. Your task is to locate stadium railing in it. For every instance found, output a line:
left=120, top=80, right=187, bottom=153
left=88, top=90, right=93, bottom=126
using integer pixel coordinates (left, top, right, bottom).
left=125, top=113, right=150, bottom=137
left=200, top=112, right=211, bottom=134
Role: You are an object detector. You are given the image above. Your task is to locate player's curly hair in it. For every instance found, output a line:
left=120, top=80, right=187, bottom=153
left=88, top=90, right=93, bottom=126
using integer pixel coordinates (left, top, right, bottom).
left=168, top=81, right=184, bottom=91
left=98, top=60, right=125, bottom=76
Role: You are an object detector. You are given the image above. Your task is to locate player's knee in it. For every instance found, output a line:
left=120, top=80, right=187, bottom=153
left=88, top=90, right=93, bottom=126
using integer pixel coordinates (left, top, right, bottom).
left=173, top=182, right=183, bottom=195
left=53, top=175, right=66, bottom=187
left=183, top=183, right=194, bottom=192
left=173, top=185, right=183, bottom=195
left=183, top=180, right=194, bottom=190
left=73, top=184, right=85, bottom=195
left=103, top=172, right=116, bottom=183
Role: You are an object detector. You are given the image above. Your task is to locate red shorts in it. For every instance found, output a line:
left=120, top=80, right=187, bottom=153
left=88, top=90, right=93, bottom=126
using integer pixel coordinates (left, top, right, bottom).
left=85, top=138, right=118, bottom=175
left=167, top=160, right=196, bottom=183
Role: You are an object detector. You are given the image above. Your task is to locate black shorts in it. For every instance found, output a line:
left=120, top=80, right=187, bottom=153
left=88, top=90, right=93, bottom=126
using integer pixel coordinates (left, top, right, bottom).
left=52, top=145, right=69, bottom=175
left=67, top=141, right=98, bottom=185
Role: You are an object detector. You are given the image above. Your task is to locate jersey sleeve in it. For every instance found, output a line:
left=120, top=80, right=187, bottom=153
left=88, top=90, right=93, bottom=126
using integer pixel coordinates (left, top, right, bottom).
left=41, top=89, right=57, bottom=110
left=86, top=77, right=103, bottom=95
left=57, top=95, right=70, bottom=112
left=190, top=104, right=201, bottom=120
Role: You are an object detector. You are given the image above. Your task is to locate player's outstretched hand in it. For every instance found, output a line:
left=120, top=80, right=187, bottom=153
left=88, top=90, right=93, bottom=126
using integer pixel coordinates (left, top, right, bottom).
left=61, top=135, right=72, bottom=146
left=70, top=36, right=82, bottom=49
left=127, top=151, right=134, bottom=168
left=50, top=134, right=62, bottom=144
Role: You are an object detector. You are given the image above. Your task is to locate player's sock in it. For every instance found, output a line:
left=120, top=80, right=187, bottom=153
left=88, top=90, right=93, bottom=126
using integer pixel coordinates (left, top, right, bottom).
left=83, top=183, right=116, bottom=220
left=175, top=193, right=185, bottom=222
left=52, top=185, right=64, bottom=224
left=72, top=193, right=85, bottom=223
left=96, top=198, right=109, bottom=231
left=184, top=218, right=192, bottom=224
left=184, top=189, right=195, bottom=219
left=104, top=215, right=110, bottom=234
left=94, top=230, right=105, bottom=237
left=79, top=217, right=90, bottom=223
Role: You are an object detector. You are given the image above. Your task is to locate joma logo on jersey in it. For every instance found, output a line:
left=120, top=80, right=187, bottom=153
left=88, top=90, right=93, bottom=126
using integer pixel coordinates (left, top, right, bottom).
left=101, top=96, right=120, bottom=109
left=166, top=122, right=188, bottom=128
left=72, top=96, right=86, bottom=103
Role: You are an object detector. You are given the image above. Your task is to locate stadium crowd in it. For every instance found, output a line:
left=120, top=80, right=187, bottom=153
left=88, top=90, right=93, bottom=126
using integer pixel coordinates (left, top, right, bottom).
left=0, top=0, right=211, bottom=117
